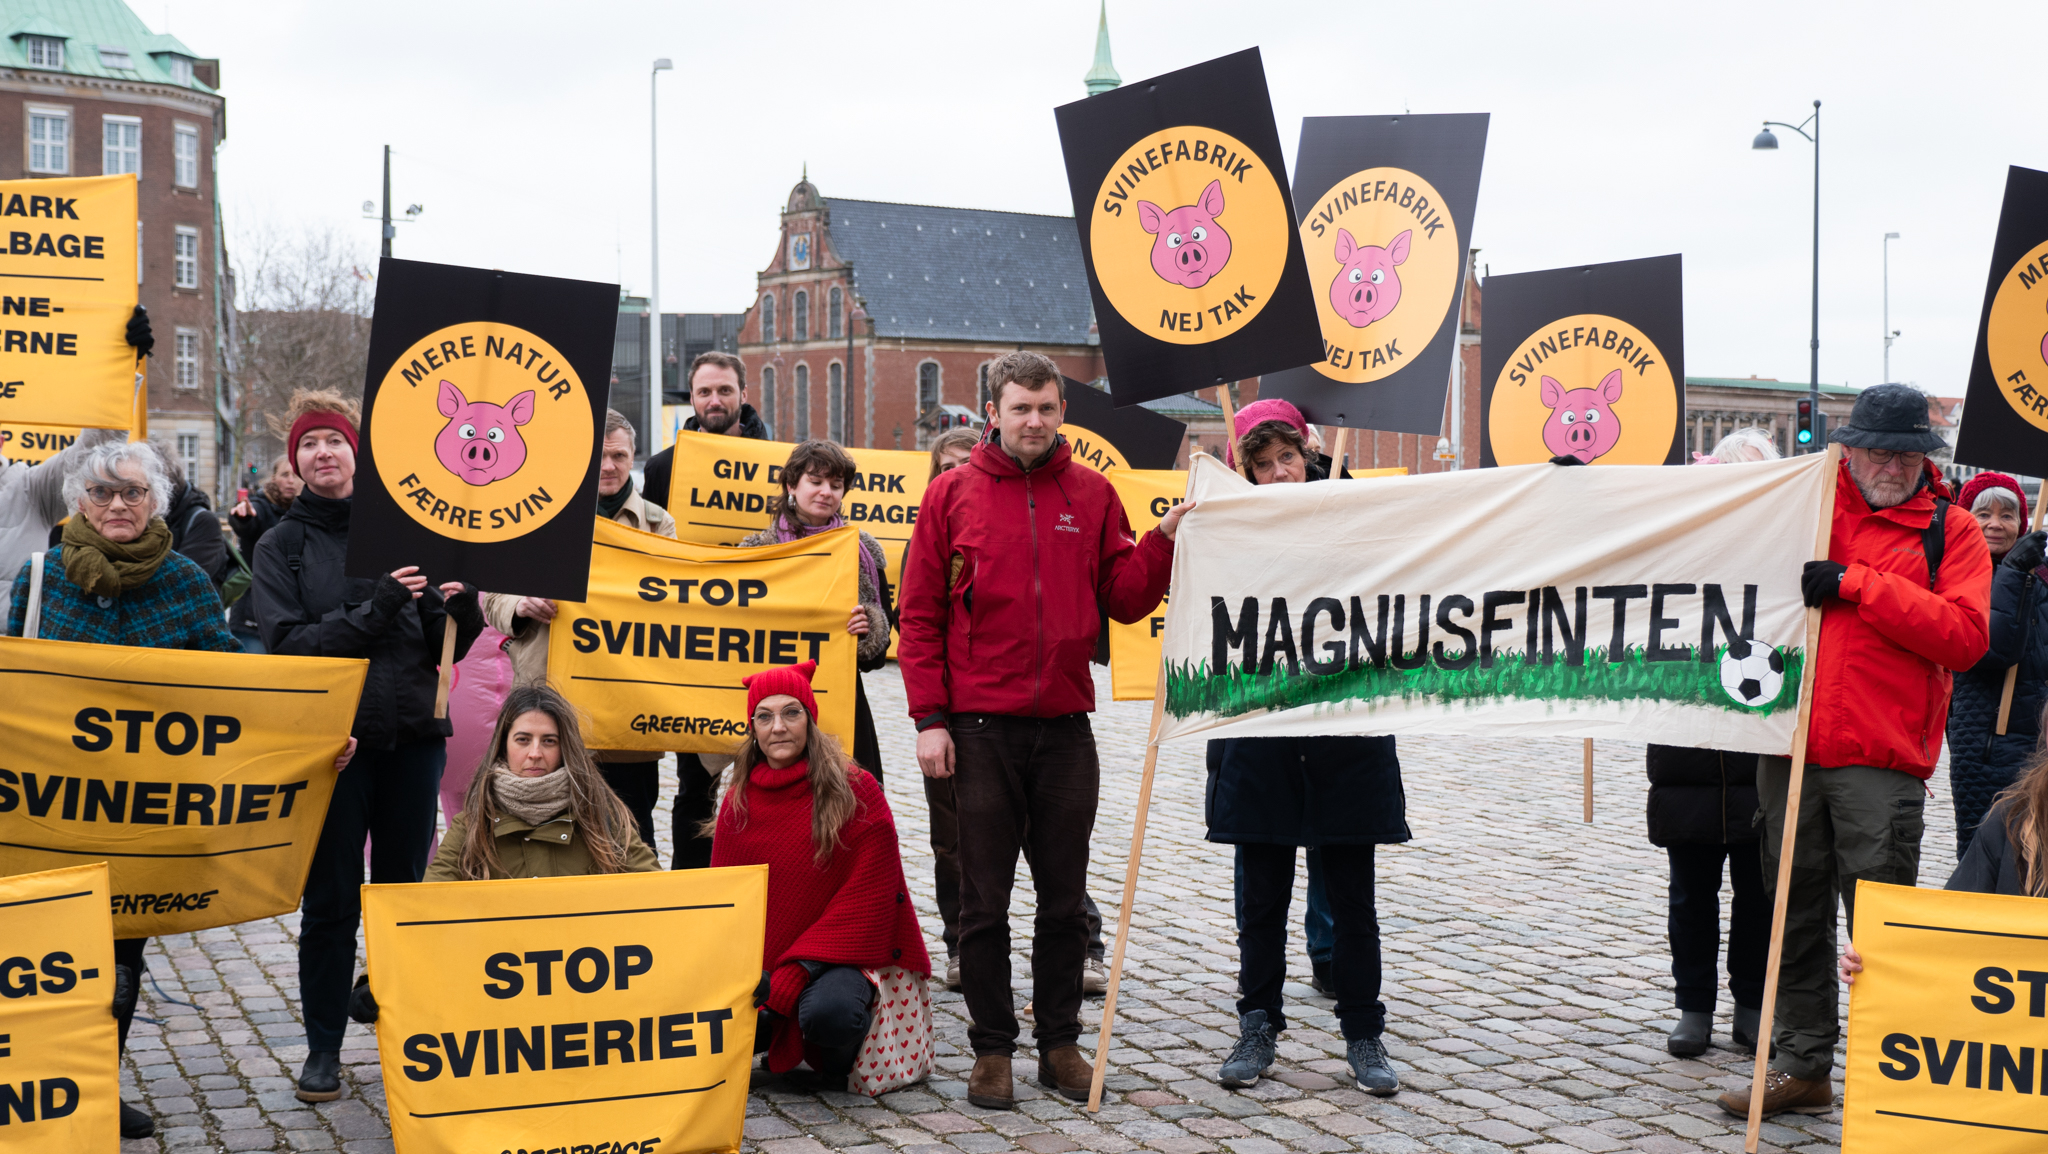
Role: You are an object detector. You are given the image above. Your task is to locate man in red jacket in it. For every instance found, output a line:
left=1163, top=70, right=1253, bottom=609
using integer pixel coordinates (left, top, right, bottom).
left=900, top=351, right=1190, bottom=1109
left=1718, top=385, right=1990, bottom=1119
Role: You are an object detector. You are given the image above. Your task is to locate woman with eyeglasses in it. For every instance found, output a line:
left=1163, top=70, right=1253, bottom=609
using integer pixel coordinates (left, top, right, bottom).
left=6, top=439, right=357, bottom=1141
left=709, top=661, right=930, bottom=1089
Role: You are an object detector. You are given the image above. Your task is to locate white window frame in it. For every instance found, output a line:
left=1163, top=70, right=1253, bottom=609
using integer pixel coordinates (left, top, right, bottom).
left=173, top=226, right=200, bottom=289
left=173, top=123, right=199, bottom=188
left=175, top=433, right=199, bottom=480
left=174, top=328, right=200, bottom=389
left=27, top=106, right=69, bottom=175
left=24, top=37, right=63, bottom=69
left=102, top=115, right=140, bottom=176
left=97, top=46, right=132, bottom=70
left=167, top=56, right=192, bottom=86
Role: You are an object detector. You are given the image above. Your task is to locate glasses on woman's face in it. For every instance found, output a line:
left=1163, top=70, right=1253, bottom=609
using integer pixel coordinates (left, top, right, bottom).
left=1863, top=448, right=1925, bottom=468
left=84, top=484, right=150, bottom=507
left=752, top=705, right=807, bottom=731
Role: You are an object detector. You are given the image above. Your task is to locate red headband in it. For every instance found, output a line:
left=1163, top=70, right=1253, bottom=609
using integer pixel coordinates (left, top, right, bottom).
left=287, top=411, right=359, bottom=478
left=744, top=660, right=819, bottom=722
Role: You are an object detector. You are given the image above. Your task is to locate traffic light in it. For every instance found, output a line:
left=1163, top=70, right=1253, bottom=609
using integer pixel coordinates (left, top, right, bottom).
left=1795, top=400, right=1814, bottom=447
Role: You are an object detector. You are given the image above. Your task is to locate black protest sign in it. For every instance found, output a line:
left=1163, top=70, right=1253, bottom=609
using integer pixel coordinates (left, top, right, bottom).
left=347, top=258, right=616, bottom=601
left=1054, top=48, right=1322, bottom=407
left=1260, top=114, right=1489, bottom=435
left=1062, top=376, right=1187, bottom=471
left=1953, top=166, right=2048, bottom=476
left=1480, top=255, right=1685, bottom=467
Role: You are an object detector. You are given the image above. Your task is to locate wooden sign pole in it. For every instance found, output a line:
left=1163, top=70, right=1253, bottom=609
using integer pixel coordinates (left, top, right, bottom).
left=433, top=621, right=458, bottom=719
left=1581, top=739, right=1594, bottom=823
left=1745, top=444, right=1842, bottom=1152
left=1087, top=663, right=1169, bottom=1113
left=1215, top=382, right=1237, bottom=444
left=1328, top=426, right=1350, bottom=477
left=1995, top=665, right=2019, bottom=735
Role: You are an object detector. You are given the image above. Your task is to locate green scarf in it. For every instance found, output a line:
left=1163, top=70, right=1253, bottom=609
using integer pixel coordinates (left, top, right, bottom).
left=61, top=515, right=174, bottom=598
left=597, top=476, right=634, bottom=520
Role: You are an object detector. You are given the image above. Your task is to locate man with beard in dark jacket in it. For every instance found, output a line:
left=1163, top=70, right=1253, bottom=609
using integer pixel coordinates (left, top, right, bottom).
left=250, top=389, right=485, bottom=1104
left=900, top=351, right=1189, bottom=1109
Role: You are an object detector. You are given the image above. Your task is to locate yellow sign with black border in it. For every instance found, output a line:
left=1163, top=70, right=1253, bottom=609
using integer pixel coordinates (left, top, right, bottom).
left=0, top=861, right=118, bottom=1153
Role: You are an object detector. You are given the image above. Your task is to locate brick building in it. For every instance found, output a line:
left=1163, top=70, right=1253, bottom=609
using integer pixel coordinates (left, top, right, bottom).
left=0, top=0, right=226, bottom=495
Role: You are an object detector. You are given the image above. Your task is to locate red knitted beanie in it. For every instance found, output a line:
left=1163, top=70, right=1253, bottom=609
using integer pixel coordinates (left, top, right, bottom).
left=287, top=411, right=360, bottom=478
left=745, top=660, right=819, bottom=720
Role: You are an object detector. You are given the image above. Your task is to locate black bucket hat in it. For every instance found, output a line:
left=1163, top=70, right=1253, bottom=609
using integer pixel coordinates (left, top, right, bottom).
left=1828, top=384, right=1946, bottom=453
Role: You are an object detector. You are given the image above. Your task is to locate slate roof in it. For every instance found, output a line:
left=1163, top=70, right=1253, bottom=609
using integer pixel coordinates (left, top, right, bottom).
left=0, top=0, right=212, bottom=90
left=825, top=198, right=1097, bottom=346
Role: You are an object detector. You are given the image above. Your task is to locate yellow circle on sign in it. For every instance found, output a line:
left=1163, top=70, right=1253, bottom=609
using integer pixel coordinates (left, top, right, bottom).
left=1487, top=314, right=1678, bottom=466
left=1988, top=238, right=2048, bottom=431
left=1299, top=167, right=1460, bottom=383
left=1089, top=127, right=1290, bottom=345
left=371, top=322, right=594, bottom=543
left=1060, top=422, right=1127, bottom=474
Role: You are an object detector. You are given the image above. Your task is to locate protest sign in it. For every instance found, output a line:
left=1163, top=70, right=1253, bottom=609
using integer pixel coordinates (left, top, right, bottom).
left=1952, top=166, right=2048, bottom=477
left=1842, top=881, right=2048, bottom=1152
left=1261, top=114, right=1489, bottom=435
left=1106, top=468, right=1189, bottom=700
left=1054, top=48, right=1322, bottom=407
left=0, top=861, right=118, bottom=1152
left=1063, top=377, right=1188, bottom=471
left=0, top=638, right=366, bottom=938
left=0, top=424, right=79, bottom=465
left=1480, top=255, right=1686, bottom=466
left=549, top=517, right=860, bottom=754
left=348, top=258, right=617, bottom=602
left=0, top=175, right=139, bottom=432
left=365, top=864, right=763, bottom=1154
left=1154, top=450, right=1828, bottom=749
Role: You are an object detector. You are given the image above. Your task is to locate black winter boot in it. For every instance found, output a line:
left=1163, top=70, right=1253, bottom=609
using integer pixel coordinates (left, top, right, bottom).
left=296, top=1050, right=344, bottom=1102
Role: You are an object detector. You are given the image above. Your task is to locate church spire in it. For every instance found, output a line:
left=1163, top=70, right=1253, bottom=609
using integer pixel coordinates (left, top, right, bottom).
left=1083, top=0, right=1120, bottom=96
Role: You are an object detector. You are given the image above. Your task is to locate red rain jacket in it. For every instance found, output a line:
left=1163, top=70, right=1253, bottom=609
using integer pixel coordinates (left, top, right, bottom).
left=1808, top=459, right=1990, bottom=777
left=898, top=434, right=1174, bottom=721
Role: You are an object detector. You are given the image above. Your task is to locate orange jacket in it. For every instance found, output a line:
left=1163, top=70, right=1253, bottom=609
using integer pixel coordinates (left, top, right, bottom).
left=1808, top=459, right=1990, bottom=777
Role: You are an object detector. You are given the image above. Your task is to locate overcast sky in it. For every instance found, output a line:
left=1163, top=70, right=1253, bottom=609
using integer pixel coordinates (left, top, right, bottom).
left=172, top=0, right=2047, bottom=398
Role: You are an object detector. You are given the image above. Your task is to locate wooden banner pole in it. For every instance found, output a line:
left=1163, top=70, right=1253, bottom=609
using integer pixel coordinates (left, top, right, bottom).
left=1745, top=444, right=1842, bottom=1152
left=433, top=621, right=458, bottom=719
left=1996, top=665, right=2019, bottom=735
left=1328, top=426, right=1350, bottom=477
left=1214, top=382, right=1238, bottom=447
left=1087, top=662, right=1169, bottom=1113
left=1581, top=739, right=1594, bottom=823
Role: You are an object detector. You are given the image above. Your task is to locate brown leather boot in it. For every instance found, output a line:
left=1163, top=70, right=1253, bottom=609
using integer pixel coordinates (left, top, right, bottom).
left=1715, top=1069, right=1834, bottom=1117
left=967, top=1054, right=1015, bottom=1109
left=1038, top=1044, right=1093, bottom=1101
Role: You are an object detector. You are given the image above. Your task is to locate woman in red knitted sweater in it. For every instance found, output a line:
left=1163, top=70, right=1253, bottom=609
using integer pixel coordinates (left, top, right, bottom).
left=709, top=660, right=931, bottom=1083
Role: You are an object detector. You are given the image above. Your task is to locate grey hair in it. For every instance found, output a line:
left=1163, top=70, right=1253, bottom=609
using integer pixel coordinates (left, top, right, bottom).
left=1706, top=427, right=1781, bottom=464
left=1972, top=484, right=2023, bottom=516
left=603, top=408, right=635, bottom=452
left=63, top=440, right=172, bottom=519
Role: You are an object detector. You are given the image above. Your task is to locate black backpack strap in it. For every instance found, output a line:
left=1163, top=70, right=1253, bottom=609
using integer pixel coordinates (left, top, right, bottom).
left=278, top=520, right=306, bottom=573
left=1923, top=497, right=1948, bottom=588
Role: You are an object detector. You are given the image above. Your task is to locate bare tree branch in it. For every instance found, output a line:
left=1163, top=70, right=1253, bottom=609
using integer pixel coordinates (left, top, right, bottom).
left=230, top=223, right=375, bottom=476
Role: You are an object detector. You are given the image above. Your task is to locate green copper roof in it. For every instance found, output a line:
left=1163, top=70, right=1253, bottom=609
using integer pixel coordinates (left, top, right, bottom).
left=1083, top=0, right=1119, bottom=96
left=1685, top=376, right=1860, bottom=397
left=0, top=0, right=212, bottom=92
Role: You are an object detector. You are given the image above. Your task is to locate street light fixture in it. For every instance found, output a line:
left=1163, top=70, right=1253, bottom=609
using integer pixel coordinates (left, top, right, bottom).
left=1884, top=232, right=1901, bottom=383
left=649, top=58, right=673, bottom=457
left=1753, top=100, right=1822, bottom=450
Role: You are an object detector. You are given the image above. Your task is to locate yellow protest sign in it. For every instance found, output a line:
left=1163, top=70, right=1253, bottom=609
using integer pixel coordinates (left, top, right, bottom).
left=0, top=638, right=366, bottom=938
left=0, top=424, right=80, bottom=465
left=1843, top=881, right=2048, bottom=1152
left=0, top=861, right=118, bottom=1153
left=1105, top=468, right=1188, bottom=701
left=0, top=176, right=139, bottom=430
left=1063, top=423, right=1133, bottom=474
left=549, top=517, right=861, bottom=754
left=364, top=865, right=764, bottom=1154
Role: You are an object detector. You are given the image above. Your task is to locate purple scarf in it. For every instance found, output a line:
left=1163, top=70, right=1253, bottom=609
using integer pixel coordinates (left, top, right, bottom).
left=773, top=513, right=881, bottom=595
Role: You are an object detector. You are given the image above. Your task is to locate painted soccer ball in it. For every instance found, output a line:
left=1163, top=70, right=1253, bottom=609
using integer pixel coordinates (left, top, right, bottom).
left=1719, top=638, right=1786, bottom=708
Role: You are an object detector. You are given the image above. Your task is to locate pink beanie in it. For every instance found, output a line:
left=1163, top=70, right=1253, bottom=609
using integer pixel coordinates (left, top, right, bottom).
left=1226, top=399, right=1311, bottom=468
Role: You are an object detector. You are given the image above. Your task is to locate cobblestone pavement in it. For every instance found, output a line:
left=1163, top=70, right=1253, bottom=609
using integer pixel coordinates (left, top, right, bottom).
left=116, top=663, right=1957, bottom=1153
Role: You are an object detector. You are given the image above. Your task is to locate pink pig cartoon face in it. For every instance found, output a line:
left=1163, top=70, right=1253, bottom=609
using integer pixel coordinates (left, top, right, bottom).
left=1330, top=228, right=1410, bottom=328
left=434, top=380, right=534, bottom=486
left=1137, top=179, right=1232, bottom=289
left=1540, top=370, right=1625, bottom=464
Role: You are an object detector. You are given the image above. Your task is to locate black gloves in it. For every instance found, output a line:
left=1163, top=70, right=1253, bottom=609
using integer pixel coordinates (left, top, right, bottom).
left=125, top=306, right=153, bottom=358
left=1802, top=560, right=1847, bottom=607
left=2006, top=531, right=2047, bottom=573
left=753, top=969, right=771, bottom=1009
left=1548, top=454, right=1585, bottom=466
left=348, top=974, right=379, bottom=1024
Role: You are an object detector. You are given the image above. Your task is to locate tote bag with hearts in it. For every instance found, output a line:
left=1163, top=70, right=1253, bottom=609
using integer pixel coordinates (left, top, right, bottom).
left=850, top=966, right=932, bottom=1096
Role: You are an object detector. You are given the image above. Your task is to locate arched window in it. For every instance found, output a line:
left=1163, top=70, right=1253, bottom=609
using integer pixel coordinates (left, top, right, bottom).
left=760, top=294, right=776, bottom=343
left=761, top=366, right=777, bottom=432
left=828, top=362, right=844, bottom=443
left=978, top=362, right=991, bottom=413
left=795, top=363, right=811, bottom=440
left=918, top=362, right=940, bottom=412
left=828, top=287, right=843, bottom=340
left=794, top=290, right=810, bottom=342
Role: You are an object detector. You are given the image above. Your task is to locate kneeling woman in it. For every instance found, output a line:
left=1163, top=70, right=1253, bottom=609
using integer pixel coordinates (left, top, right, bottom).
left=710, top=661, right=929, bottom=1082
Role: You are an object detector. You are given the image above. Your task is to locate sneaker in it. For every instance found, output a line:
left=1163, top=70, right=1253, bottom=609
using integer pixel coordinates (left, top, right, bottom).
left=1347, top=1035, right=1400, bottom=1096
left=1715, top=1069, right=1833, bottom=1117
left=1217, top=1009, right=1277, bottom=1088
left=295, top=1049, right=343, bottom=1102
left=1082, top=955, right=1108, bottom=996
left=946, top=954, right=961, bottom=989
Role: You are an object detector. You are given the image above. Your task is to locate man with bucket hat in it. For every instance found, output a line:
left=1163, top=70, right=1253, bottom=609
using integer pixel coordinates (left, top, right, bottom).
left=1718, top=384, right=1991, bottom=1118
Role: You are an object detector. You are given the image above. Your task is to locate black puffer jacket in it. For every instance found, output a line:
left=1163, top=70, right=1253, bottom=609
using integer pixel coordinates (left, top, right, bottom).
left=1645, top=746, right=1761, bottom=846
left=640, top=403, right=772, bottom=510
left=1206, top=734, right=1410, bottom=847
left=164, top=482, right=229, bottom=586
left=1947, top=562, right=2047, bottom=856
left=1947, top=797, right=2033, bottom=896
left=250, top=490, right=484, bottom=749
left=227, top=491, right=288, bottom=632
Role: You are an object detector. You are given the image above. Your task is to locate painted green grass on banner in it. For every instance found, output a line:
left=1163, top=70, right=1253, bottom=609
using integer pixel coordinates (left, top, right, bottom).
left=1163, top=645, right=1804, bottom=720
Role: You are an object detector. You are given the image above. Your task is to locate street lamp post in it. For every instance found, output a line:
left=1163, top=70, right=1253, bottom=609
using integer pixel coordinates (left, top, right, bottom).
left=1884, top=231, right=1901, bottom=383
left=649, top=57, right=673, bottom=456
left=1753, top=100, right=1822, bottom=450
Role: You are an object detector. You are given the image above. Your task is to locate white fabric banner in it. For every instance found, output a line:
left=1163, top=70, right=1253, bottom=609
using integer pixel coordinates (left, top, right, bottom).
left=1158, top=452, right=1831, bottom=752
